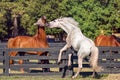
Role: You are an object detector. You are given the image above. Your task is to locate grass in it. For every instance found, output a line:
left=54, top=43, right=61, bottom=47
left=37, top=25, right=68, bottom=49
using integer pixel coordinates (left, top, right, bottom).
left=0, top=75, right=105, bottom=80
left=0, top=60, right=120, bottom=80
left=0, top=69, right=120, bottom=80
left=0, top=74, right=120, bottom=80
left=0, top=68, right=120, bottom=80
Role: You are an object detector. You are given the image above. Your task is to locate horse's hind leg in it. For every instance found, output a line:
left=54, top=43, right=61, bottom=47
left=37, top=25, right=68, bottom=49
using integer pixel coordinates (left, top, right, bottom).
left=90, top=46, right=101, bottom=77
left=40, top=51, right=50, bottom=72
left=19, top=52, right=25, bottom=73
left=72, top=55, right=83, bottom=78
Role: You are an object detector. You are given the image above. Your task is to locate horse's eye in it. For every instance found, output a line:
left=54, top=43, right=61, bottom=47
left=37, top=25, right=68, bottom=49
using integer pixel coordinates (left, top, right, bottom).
left=53, top=20, right=56, bottom=22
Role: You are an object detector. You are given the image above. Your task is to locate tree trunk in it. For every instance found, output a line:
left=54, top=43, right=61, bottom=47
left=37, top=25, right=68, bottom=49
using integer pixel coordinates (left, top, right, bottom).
left=12, top=15, right=18, bottom=37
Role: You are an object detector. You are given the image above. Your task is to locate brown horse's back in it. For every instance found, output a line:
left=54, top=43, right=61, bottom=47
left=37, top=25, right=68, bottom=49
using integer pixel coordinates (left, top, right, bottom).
left=7, top=36, right=49, bottom=56
left=94, top=35, right=120, bottom=46
left=12, top=36, right=49, bottom=48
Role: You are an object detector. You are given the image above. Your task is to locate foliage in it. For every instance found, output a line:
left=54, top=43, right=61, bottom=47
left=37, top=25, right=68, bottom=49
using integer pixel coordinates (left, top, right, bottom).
left=65, top=0, right=120, bottom=39
left=0, top=0, right=120, bottom=40
left=0, top=75, right=108, bottom=80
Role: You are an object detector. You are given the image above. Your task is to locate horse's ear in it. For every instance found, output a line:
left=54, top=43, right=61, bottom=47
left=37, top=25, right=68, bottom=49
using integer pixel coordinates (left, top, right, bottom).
left=34, top=16, right=46, bottom=25
left=41, top=16, right=47, bottom=24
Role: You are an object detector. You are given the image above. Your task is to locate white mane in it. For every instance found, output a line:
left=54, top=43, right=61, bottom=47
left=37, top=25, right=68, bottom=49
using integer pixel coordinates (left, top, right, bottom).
left=61, top=17, right=79, bottom=27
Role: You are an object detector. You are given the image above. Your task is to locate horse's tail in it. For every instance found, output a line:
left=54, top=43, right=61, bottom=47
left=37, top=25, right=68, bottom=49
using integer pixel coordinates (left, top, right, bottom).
left=89, top=46, right=102, bottom=72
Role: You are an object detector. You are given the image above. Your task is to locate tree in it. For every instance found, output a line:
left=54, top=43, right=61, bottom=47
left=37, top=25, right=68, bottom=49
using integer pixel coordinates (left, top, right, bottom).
left=0, top=0, right=120, bottom=40
left=63, top=0, right=120, bottom=39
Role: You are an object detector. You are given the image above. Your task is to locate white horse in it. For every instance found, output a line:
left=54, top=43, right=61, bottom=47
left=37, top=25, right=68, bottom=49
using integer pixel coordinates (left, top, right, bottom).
left=47, top=17, right=101, bottom=78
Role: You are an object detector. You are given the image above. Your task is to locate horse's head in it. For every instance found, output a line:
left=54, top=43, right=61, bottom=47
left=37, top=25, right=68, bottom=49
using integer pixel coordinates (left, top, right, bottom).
left=47, top=17, right=79, bottom=29
left=47, top=17, right=63, bottom=28
left=47, top=17, right=80, bottom=34
left=34, top=16, right=47, bottom=27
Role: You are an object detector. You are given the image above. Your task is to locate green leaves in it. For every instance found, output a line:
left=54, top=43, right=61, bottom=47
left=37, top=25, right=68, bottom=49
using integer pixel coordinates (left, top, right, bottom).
left=65, top=0, right=120, bottom=39
left=0, top=0, right=120, bottom=40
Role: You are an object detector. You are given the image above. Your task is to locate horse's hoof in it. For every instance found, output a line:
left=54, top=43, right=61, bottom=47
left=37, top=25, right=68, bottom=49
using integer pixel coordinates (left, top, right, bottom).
left=72, top=76, right=75, bottom=79
left=72, top=75, right=77, bottom=79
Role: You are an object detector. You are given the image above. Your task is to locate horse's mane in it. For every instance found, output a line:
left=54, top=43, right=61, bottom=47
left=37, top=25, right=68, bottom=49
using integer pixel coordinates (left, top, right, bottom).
left=61, top=17, right=79, bottom=27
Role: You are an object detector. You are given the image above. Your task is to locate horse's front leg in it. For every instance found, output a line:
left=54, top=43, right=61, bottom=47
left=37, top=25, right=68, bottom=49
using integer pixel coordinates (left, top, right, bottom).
left=58, top=44, right=70, bottom=64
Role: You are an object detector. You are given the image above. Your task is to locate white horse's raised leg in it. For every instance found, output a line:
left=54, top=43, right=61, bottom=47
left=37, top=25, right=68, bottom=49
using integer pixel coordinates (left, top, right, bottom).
left=58, top=44, right=70, bottom=64
left=72, top=56, right=83, bottom=78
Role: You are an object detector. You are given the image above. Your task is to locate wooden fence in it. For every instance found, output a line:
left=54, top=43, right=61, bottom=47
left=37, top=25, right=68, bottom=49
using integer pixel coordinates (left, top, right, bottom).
left=0, top=43, right=120, bottom=76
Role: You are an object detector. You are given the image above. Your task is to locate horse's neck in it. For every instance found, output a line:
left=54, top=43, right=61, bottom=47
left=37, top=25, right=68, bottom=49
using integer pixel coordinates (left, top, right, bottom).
left=34, top=27, right=47, bottom=42
left=60, top=22, right=74, bottom=34
left=60, top=22, right=85, bottom=38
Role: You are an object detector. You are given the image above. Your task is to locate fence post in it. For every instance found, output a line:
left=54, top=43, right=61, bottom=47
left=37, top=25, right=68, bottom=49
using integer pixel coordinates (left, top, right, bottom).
left=3, top=48, right=10, bottom=76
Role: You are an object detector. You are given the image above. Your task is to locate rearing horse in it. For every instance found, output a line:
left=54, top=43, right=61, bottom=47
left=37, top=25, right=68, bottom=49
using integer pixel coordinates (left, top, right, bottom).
left=8, top=16, right=49, bottom=72
left=47, top=17, right=101, bottom=78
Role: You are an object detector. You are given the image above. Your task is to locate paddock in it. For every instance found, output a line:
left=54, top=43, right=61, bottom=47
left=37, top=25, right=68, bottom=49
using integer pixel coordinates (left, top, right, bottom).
left=0, top=43, right=120, bottom=77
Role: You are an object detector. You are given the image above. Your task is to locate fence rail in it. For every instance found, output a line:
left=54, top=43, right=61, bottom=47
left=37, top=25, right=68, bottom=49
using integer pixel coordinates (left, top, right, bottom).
left=0, top=43, right=120, bottom=76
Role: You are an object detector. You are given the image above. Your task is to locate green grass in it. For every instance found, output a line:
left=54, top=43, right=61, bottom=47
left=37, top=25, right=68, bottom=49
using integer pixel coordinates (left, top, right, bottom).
left=0, top=61, right=120, bottom=80
left=0, top=73, right=120, bottom=80
left=0, top=75, right=106, bottom=80
left=0, top=67, right=120, bottom=80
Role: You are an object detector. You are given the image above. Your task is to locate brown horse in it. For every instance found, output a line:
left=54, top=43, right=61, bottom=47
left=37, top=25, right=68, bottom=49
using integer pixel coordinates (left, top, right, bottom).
left=94, top=35, right=120, bottom=46
left=7, top=16, right=49, bottom=72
